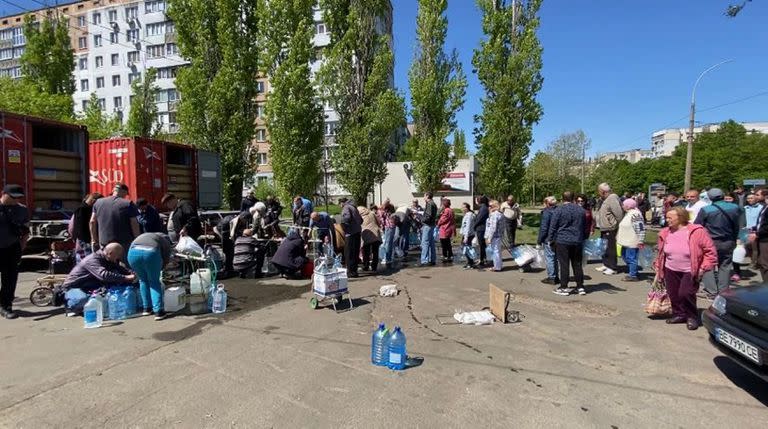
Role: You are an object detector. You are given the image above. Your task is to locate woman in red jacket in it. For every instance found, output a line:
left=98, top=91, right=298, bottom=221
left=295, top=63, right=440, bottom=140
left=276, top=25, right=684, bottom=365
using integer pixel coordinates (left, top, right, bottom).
left=654, top=206, right=718, bottom=330
left=437, top=199, right=456, bottom=263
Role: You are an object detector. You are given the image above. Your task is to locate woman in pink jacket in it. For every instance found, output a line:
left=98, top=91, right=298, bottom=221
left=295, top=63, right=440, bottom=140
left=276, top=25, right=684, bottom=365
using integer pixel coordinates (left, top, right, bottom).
left=654, top=206, right=718, bottom=330
left=437, top=199, right=456, bottom=263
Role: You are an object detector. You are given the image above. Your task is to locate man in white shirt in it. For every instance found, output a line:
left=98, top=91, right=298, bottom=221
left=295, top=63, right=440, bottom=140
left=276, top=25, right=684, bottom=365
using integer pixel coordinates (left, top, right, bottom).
left=685, top=189, right=708, bottom=221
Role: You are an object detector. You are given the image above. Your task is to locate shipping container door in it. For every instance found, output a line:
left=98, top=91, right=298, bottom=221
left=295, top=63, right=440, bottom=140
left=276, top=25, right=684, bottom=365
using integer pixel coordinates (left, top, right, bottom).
left=89, top=139, right=135, bottom=198
left=0, top=114, right=32, bottom=207
left=133, top=138, right=166, bottom=207
left=197, top=150, right=221, bottom=209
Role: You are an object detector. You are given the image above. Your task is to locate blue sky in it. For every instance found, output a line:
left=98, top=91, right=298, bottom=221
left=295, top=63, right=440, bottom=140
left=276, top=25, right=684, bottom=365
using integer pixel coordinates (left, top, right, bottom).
left=3, top=0, right=767, bottom=157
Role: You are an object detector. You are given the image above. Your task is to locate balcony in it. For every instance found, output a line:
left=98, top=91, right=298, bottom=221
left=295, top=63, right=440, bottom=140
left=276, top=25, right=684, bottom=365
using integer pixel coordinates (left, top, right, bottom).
left=168, top=100, right=179, bottom=112
left=164, top=32, right=177, bottom=44
left=0, top=58, right=20, bottom=69
left=0, top=39, right=12, bottom=49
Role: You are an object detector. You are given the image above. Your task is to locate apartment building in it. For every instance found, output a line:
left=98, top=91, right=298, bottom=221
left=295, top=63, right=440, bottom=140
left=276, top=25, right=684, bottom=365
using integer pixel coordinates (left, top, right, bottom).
left=0, top=0, right=185, bottom=133
left=596, top=149, right=653, bottom=164
left=651, top=121, right=768, bottom=157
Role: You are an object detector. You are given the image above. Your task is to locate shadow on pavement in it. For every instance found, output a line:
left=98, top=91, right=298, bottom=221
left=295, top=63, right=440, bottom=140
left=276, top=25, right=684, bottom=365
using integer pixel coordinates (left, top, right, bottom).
left=713, top=356, right=768, bottom=407
left=589, top=282, right=627, bottom=294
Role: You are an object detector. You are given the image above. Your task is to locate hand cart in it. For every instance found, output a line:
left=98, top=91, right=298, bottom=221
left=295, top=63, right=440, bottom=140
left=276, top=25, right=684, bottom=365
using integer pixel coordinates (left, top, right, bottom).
left=309, top=246, right=352, bottom=311
left=30, top=274, right=67, bottom=307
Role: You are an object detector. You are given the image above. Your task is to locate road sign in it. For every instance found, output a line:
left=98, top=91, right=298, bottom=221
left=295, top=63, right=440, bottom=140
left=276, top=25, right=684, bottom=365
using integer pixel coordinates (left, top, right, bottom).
left=743, top=179, right=765, bottom=186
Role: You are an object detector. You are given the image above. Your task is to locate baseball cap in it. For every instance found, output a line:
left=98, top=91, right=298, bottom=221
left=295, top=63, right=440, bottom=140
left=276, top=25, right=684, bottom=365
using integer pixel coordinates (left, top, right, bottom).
left=707, top=188, right=724, bottom=201
left=2, top=184, right=24, bottom=198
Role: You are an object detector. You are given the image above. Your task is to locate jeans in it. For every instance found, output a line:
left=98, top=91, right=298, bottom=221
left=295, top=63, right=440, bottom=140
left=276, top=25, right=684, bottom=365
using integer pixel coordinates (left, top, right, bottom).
left=420, top=225, right=437, bottom=264
left=0, top=243, right=22, bottom=310
left=127, top=246, right=164, bottom=313
left=621, top=247, right=639, bottom=278
left=490, top=237, right=503, bottom=270
left=398, top=221, right=410, bottom=259
left=601, top=230, right=619, bottom=270
left=701, top=239, right=736, bottom=294
left=344, top=233, right=361, bottom=274
left=65, top=288, right=94, bottom=312
left=383, top=227, right=395, bottom=263
left=556, top=243, right=584, bottom=289
left=362, top=241, right=381, bottom=271
left=664, top=268, right=697, bottom=320
left=544, top=242, right=559, bottom=280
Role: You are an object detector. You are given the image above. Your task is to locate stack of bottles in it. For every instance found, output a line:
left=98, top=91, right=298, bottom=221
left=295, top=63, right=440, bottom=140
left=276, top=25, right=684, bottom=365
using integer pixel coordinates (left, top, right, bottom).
left=105, top=285, right=139, bottom=321
left=371, top=323, right=407, bottom=371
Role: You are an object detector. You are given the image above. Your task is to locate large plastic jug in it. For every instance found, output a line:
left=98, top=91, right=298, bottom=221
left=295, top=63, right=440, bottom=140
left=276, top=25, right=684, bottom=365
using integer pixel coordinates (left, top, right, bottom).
left=371, top=323, right=390, bottom=366
left=108, top=286, right=126, bottom=320
left=83, top=294, right=103, bottom=329
left=122, top=286, right=138, bottom=318
left=387, top=326, right=407, bottom=370
left=211, top=285, right=227, bottom=314
left=190, top=269, right=212, bottom=295
left=164, top=287, right=186, bottom=312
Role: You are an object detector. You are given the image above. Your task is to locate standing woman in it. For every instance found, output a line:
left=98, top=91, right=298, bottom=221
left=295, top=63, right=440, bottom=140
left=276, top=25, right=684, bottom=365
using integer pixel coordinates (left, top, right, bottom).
left=617, top=198, right=645, bottom=282
left=654, top=206, right=717, bottom=330
left=437, top=199, right=456, bottom=263
left=127, top=232, right=173, bottom=320
left=69, top=193, right=103, bottom=263
left=359, top=205, right=382, bottom=272
left=485, top=200, right=504, bottom=272
left=460, top=203, right=476, bottom=269
left=576, top=194, right=595, bottom=239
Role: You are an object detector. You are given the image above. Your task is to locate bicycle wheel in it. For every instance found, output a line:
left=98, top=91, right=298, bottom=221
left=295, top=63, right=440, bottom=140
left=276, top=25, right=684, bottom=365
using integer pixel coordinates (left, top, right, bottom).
left=30, top=287, right=54, bottom=307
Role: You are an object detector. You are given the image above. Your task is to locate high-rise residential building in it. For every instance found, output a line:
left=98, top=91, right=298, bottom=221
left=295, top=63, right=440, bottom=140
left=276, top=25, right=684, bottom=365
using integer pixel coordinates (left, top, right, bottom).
left=651, top=121, right=768, bottom=157
left=596, top=149, right=653, bottom=164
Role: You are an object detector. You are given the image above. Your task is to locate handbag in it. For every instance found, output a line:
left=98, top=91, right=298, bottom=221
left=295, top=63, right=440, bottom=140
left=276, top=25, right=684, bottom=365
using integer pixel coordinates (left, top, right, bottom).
left=644, top=275, right=672, bottom=316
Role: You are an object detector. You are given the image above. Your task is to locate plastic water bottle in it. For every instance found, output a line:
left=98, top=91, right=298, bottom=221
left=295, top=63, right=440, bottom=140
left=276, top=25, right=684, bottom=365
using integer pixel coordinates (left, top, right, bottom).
left=387, top=326, right=407, bottom=370
left=212, top=285, right=227, bottom=314
left=83, top=294, right=103, bottom=329
left=122, top=286, right=138, bottom=318
left=371, top=323, right=390, bottom=366
left=108, top=286, right=125, bottom=320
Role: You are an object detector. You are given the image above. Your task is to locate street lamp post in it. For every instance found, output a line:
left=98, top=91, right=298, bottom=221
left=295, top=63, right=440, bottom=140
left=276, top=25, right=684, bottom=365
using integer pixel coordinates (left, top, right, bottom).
left=322, top=158, right=330, bottom=213
left=684, top=59, right=733, bottom=191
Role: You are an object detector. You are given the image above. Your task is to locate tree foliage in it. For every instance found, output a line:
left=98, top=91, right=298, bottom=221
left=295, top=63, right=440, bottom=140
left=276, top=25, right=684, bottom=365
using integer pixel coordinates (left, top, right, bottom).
left=319, top=0, right=406, bottom=203
left=171, top=0, right=260, bottom=208
left=547, top=130, right=590, bottom=180
left=21, top=14, right=75, bottom=97
left=257, top=0, right=324, bottom=203
left=452, top=129, right=469, bottom=159
left=78, top=93, right=123, bottom=140
left=0, top=77, right=74, bottom=121
left=408, top=0, right=466, bottom=192
left=125, top=68, right=160, bottom=138
left=473, top=0, right=544, bottom=199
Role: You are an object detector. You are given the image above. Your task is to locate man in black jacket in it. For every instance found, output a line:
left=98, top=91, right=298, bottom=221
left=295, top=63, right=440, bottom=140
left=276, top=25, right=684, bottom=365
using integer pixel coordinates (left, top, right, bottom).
left=472, top=196, right=489, bottom=266
left=419, top=192, right=438, bottom=266
left=537, top=196, right=559, bottom=284
left=0, top=185, right=30, bottom=319
left=162, top=193, right=202, bottom=243
left=271, top=230, right=308, bottom=279
left=752, top=189, right=768, bottom=281
left=240, top=191, right=257, bottom=213
left=70, top=192, right=102, bottom=263
left=546, top=191, right=586, bottom=296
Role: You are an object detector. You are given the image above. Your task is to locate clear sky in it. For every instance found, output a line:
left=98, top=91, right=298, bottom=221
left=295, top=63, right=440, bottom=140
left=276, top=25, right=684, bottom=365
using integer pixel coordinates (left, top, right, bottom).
left=3, top=0, right=767, bottom=158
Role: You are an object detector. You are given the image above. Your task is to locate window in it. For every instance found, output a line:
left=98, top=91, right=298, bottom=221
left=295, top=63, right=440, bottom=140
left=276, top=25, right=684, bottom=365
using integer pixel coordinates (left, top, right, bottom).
left=96, top=77, right=104, bottom=88
left=129, top=72, right=141, bottom=83
left=146, top=44, right=164, bottom=58
left=126, top=29, right=139, bottom=42
left=12, top=47, right=23, bottom=58
left=93, top=34, right=102, bottom=47
left=155, top=90, right=168, bottom=103
left=77, top=15, right=86, bottom=27
left=95, top=56, right=103, bottom=68
left=112, top=74, right=121, bottom=87
left=111, top=53, right=119, bottom=66
left=113, top=96, right=122, bottom=109
left=125, top=6, right=138, bottom=20
left=78, top=57, right=87, bottom=70
left=165, top=22, right=176, bottom=34
left=256, top=104, right=264, bottom=119
left=108, top=10, right=118, bottom=22
left=98, top=98, right=106, bottom=110
left=256, top=81, right=265, bottom=93
left=315, top=23, right=326, bottom=34
left=81, top=100, right=89, bottom=110
left=167, top=89, right=179, bottom=101
left=110, top=32, right=119, bottom=44
left=166, top=43, right=179, bottom=56
left=256, top=153, right=268, bottom=165
left=145, top=1, right=166, bottom=13
left=93, top=12, right=101, bottom=25
left=127, top=51, right=140, bottom=64
left=325, top=121, right=337, bottom=136
left=0, top=29, right=10, bottom=41
left=157, top=66, right=177, bottom=79
left=80, top=79, right=89, bottom=92
left=256, top=129, right=267, bottom=141
left=146, top=23, right=165, bottom=36
left=78, top=36, right=87, bottom=49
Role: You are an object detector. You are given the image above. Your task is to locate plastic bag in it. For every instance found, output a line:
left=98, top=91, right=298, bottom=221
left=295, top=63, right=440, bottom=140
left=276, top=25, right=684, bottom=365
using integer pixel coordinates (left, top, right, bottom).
left=454, top=310, right=495, bottom=325
left=462, top=245, right=477, bottom=260
left=394, top=246, right=404, bottom=259
left=645, top=276, right=672, bottom=316
left=733, top=244, right=747, bottom=264
left=530, top=246, right=546, bottom=269
left=379, top=284, right=398, bottom=297
left=511, top=245, right=535, bottom=266
left=175, top=236, right=203, bottom=256
left=637, top=246, right=655, bottom=268
left=583, top=237, right=607, bottom=261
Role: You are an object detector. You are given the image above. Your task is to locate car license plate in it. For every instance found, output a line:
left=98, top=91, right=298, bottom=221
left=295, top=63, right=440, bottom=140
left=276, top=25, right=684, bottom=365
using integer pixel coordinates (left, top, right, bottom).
left=716, top=328, right=762, bottom=365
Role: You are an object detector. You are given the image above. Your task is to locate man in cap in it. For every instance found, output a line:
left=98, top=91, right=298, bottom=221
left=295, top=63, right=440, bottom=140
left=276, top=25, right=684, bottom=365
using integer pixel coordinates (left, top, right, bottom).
left=694, top=188, right=742, bottom=296
left=162, top=193, right=202, bottom=243
left=90, top=183, right=141, bottom=262
left=0, top=185, right=30, bottom=319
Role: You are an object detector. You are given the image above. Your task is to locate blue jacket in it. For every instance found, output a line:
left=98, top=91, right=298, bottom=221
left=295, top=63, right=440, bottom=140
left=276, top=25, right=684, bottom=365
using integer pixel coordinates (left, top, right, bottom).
left=537, top=205, right=556, bottom=245
left=473, top=204, right=489, bottom=233
left=137, top=205, right=163, bottom=233
left=694, top=200, right=741, bottom=241
left=546, top=203, right=586, bottom=246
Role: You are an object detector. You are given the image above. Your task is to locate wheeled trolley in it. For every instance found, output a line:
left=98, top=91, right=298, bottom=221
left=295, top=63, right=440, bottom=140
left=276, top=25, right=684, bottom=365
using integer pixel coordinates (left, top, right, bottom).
left=310, top=268, right=352, bottom=312
left=30, top=274, right=67, bottom=307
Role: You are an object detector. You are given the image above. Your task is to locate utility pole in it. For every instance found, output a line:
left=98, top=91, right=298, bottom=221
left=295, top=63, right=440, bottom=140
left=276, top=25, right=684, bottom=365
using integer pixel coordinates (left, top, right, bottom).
left=684, top=59, right=733, bottom=191
left=580, top=137, right=585, bottom=194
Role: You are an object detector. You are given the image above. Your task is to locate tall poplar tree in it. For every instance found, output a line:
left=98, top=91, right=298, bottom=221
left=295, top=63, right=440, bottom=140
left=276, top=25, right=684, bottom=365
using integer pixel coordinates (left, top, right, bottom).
left=258, top=0, right=324, bottom=202
left=319, top=0, right=406, bottom=203
left=409, top=0, right=466, bottom=193
left=125, top=68, right=159, bottom=138
left=452, top=129, right=469, bottom=159
left=79, top=93, right=123, bottom=139
left=473, top=0, right=543, bottom=198
left=170, top=0, right=260, bottom=208
left=21, top=14, right=74, bottom=97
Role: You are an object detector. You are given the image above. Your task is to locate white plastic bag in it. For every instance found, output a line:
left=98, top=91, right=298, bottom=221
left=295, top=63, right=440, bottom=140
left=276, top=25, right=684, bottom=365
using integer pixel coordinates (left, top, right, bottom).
left=453, top=310, right=495, bottom=325
left=512, top=244, right=536, bottom=266
left=530, top=245, right=546, bottom=269
left=379, top=284, right=398, bottom=297
left=175, top=236, right=204, bottom=256
left=733, top=244, right=747, bottom=264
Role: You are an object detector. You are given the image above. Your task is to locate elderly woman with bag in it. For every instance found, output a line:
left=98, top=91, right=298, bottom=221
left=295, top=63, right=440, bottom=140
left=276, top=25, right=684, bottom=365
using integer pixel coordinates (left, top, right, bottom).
left=653, top=206, right=718, bottom=330
left=485, top=200, right=504, bottom=272
left=437, top=199, right=456, bottom=263
left=617, top=198, right=646, bottom=282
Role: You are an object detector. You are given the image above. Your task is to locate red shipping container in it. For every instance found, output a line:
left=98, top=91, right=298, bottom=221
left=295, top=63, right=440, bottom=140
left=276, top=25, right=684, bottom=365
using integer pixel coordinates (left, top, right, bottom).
left=89, top=137, right=199, bottom=208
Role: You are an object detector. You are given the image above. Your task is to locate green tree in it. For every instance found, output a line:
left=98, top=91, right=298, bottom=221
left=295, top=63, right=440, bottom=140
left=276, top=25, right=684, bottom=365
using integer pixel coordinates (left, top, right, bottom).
left=78, top=93, right=123, bottom=139
left=170, top=0, right=260, bottom=208
left=125, top=68, right=160, bottom=138
left=21, top=14, right=75, bottom=97
left=522, top=151, right=558, bottom=204
left=258, top=0, right=324, bottom=202
left=408, top=0, right=466, bottom=192
left=473, top=0, right=544, bottom=199
left=452, top=129, right=469, bottom=159
left=319, top=0, right=406, bottom=203
left=0, top=77, right=73, bottom=121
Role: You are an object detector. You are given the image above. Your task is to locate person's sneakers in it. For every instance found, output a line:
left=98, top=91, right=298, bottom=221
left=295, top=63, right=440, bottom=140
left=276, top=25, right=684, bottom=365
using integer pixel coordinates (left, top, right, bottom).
left=462, top=264, right=475, bottom=270
left=154, top=311, right=168, bottom=321
left=540, top=277, right=558, bottom=285
left=65, top=311, right=78, bottom=318
left=730, top=274, right=741, bottom=282
left=623, top=276, right=640, bottom=282
left=602, top=268, right=617, bottom=275
left=553, top=287, right=575, bottom=296
left=595, top=265, right=607, bottom=272
left=142, top=309, right=154, bottom=316
left=577, top=287, right=587, bottom=296
left=0, top=308, right=18, bottom=319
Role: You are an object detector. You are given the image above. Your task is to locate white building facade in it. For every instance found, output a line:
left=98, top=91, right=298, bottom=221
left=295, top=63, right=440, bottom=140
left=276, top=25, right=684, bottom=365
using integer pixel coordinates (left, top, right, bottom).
left=651, top=122, right=768, bottom=157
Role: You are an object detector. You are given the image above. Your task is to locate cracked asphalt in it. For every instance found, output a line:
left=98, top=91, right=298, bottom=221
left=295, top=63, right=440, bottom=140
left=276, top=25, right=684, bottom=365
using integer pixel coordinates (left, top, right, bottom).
left=0, top=256, right=767, bottom=428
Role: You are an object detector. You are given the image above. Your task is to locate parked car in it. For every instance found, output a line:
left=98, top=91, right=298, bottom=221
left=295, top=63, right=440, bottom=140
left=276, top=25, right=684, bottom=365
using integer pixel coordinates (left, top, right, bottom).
left=702, top=285, right=768, bottom=381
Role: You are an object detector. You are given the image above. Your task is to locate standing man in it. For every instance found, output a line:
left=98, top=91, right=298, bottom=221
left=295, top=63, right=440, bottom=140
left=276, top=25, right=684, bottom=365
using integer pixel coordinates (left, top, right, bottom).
left=292, top=196, right=313, bottom=227
left=537, top=196, right=559, bottom=285
left=240, top=190, right=257, bottom=213
left=752, top=189, right=768, bottom=281
left=0, top=185, right=30, bottom=319
left=500, top=195, right=521, bottom=249
left=395, top=205, right=412, bottom=264
left=135, top=198, right=163, bottom=233
left=684, top=189, right=708, bottom=222
left=546, top=191, right=586, bottom=296
left=420, top=192, right=438, bottom=267
left=596, top=183, right=624, bottom=276
left=694, top=188, right=741, bottom=296
left=339, top=198, right=362, bottom=277
left=69, top=192, right=102, bottom=263
left=90, top=183, right=141, bottom=259
left=162, top=193, right=202, bottom=243
left=473, top=196, right=490, bottom=266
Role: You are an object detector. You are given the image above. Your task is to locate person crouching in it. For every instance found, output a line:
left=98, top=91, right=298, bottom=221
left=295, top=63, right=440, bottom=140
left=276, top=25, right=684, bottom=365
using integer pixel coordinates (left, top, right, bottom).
left=233, top=229, right=267, bottom=278
left=271, top=230, right=309, bottom=279
left=61, top=243, right=135, bottom=316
